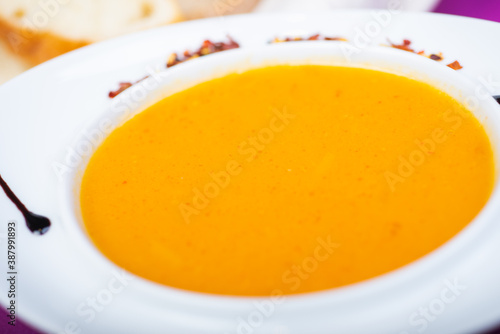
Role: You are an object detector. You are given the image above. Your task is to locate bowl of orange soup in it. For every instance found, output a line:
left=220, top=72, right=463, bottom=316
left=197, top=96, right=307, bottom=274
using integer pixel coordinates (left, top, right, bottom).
left=59, top=41, right=500, bottom=332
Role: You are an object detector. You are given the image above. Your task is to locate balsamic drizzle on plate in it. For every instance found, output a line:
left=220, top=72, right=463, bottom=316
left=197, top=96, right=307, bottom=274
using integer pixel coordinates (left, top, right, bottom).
left=0, top=174, right=50, bottom=235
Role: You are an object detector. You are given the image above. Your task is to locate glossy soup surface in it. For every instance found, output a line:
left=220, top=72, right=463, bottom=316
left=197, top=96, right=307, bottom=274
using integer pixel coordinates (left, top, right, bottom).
left=81, top=65, right=494, bottom=296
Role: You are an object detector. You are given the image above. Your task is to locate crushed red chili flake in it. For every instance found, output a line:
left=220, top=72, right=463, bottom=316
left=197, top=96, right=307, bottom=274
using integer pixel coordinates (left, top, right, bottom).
left=271, top=34, right=347, bottom=43
left=108, top=36, right=240, bottom=98
left=108, top=76, right=148, bottom=98
left=109, top=82, right=133, bottom=98
left=429, top=54, right=443, bottom=61
left=447, top=60, right=463, bottom=70
left=388, top=39, right=462, bottom=70
left=389, top=39, right=414, bottom=52
left=167, top=36, right=239, bottom=67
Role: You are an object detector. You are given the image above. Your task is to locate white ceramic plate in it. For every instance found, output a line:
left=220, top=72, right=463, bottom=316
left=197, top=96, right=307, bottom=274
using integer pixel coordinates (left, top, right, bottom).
left=1, top=11, right=500, bottom=334
left=255, top=0, right=441, bottom=13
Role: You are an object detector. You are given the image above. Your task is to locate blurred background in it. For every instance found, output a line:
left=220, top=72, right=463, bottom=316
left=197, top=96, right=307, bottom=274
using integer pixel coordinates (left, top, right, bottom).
left=0, top=0, right=499, bottom=86
left=1, top=0, right=500, bottom=333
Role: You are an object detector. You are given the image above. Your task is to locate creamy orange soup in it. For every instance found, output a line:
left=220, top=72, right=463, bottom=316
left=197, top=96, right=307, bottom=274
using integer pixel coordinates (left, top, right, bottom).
left=81, top=65, right=494, bottom=296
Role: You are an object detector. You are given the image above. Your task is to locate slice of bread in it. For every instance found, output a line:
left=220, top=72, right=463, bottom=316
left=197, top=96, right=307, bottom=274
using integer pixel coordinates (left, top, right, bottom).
left=0, top=41, right=29, bottom=85
left=177, top=0, right=260, bottom=20
left=0, top=0, right=183, bottom=65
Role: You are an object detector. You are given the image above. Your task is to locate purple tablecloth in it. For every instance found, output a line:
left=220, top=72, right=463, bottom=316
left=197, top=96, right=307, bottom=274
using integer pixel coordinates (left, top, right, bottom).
left=435, top=0, right=500, bottom=22
left=2, top=0, right=499, bottom=333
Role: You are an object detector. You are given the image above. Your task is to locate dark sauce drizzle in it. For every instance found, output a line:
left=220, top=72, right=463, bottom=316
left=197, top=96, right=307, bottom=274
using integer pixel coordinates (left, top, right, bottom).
left=0, top=174, right=50, bottom=235
left=494, top=96, right=500, bottom=105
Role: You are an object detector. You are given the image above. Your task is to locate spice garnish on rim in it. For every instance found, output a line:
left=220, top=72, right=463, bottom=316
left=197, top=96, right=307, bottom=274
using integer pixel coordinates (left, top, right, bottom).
left=388, top=39, right=462, bottom=70
left=167, top=37, right=239, bottom=67
left=109, top=36, right=464, bottom=98
left=108, top=36, right=240, bottom=99
left=271, top=33, right=347, bottom=43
